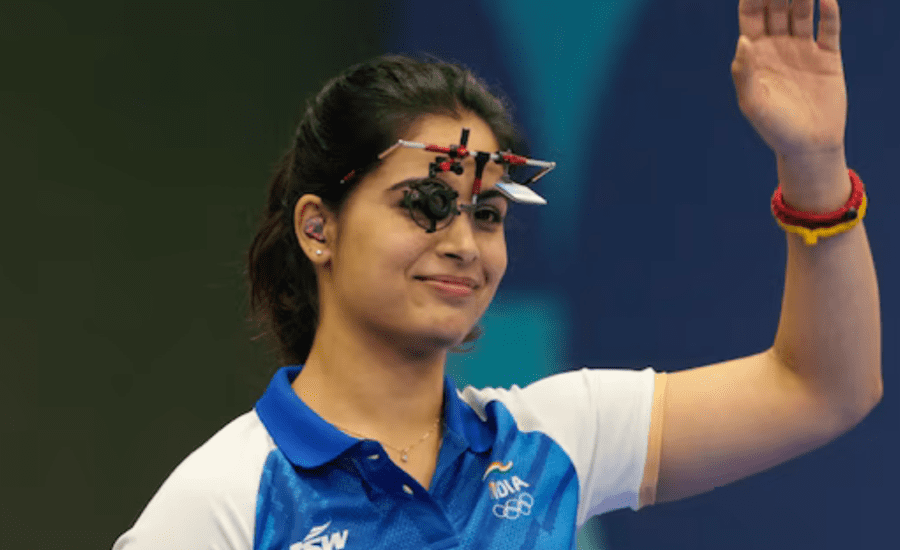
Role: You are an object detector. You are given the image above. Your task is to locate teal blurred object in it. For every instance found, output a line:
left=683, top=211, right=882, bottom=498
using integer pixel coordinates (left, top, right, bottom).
left=487, top=0, right=653, bottom=262
left=446, top=292, right=569, bottom=390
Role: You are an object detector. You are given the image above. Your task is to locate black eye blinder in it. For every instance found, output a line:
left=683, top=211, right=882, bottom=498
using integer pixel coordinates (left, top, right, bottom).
left=402, top=179, right=461, bottom=233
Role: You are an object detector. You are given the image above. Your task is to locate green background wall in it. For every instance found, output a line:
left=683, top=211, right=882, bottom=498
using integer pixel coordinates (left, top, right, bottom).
left=1, top=2, right=386, bottom=548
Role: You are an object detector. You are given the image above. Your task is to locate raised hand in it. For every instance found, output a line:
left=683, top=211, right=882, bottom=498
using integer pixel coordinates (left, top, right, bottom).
left=731, top=0, right=846, bottom=159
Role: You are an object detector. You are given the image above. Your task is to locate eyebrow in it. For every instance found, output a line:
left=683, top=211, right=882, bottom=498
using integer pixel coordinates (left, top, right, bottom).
left=473, top=188, right=509, bottom=205
left=386, top=178, right=510, bottom=205
left=386, top=178, right=421, bottom=192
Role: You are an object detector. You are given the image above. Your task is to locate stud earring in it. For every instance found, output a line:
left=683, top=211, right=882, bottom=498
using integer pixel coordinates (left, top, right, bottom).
left=316, top=250, right=323, bottom=256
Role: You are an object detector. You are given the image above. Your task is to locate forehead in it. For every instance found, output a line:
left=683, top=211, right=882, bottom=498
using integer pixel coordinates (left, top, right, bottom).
left=407, top=113, right=500, bottom=151
left=372, top=113, right=505, bottom=185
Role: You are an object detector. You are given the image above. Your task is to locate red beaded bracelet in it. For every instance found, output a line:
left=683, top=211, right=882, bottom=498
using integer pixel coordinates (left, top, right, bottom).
left=770, top=169, right=867, bottom=245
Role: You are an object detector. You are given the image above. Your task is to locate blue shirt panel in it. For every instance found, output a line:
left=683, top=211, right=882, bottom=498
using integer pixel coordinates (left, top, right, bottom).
left=254, top=366, right=580, bottom=550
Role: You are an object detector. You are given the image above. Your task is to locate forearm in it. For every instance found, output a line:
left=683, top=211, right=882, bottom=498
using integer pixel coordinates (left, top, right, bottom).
left=772, top=154, right=883, bottom=426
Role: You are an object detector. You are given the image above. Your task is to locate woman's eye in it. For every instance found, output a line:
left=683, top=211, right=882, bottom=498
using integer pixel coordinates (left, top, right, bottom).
left=474, top=206, right=504, bottom=225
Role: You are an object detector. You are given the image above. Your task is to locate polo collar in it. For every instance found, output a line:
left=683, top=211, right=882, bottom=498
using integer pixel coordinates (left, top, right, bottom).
left=255, top=365, right=493, bottom=468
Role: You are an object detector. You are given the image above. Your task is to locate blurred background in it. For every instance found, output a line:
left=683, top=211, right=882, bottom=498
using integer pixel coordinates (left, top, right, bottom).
left=1, top=1, right=896, bottom=549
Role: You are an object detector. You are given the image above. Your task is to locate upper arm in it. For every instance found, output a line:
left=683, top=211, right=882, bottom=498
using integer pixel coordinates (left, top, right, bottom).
left=644, top=349, right=848, bottom=505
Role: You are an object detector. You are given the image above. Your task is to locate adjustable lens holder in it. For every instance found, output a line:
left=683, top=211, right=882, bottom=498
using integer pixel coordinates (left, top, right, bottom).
left=340, top=128, right=556, bottom=233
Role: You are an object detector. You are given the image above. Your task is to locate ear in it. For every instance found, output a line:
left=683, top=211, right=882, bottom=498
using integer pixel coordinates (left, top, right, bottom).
left=293, top=194, right=334, bottom=264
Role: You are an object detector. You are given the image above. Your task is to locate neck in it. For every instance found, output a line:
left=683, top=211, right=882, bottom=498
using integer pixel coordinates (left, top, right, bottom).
left=292, top=311, right=447, bottom=440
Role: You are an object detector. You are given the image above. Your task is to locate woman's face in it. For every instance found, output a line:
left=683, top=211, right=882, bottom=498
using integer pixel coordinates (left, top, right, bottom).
left=324, top=112, right=509, bottom=354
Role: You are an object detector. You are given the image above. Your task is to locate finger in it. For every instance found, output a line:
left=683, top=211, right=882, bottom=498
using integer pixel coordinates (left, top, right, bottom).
left=767, top=0, right=791, bottom=35
left=738, top=0, right=767, bottom=39
left=817, top=0, right=842, bottom=52
left=790, top=0, right=815, bottom=39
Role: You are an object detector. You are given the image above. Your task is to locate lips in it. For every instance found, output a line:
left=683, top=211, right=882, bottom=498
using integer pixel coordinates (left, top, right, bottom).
left=415, top=275, right=479, bottom=289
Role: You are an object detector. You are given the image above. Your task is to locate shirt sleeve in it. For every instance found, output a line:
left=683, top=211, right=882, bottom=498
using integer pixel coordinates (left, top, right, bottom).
left=112, top=411, right=274, bottom=550
left=468, top=367, right=661, bottom=525
left=639, top=372, right=667, bottom=509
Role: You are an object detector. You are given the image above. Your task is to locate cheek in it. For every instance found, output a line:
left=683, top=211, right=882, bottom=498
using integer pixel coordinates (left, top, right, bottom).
left=487, top=236, right=508, bottom=283
left=339, top=216, right=425, bottom=290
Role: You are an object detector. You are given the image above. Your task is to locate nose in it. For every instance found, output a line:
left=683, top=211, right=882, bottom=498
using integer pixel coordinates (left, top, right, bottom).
left=435, top=208, right=479, bottom=263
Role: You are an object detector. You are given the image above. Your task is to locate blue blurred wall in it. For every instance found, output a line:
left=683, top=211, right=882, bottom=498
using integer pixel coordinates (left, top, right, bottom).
left=385, top=1, right=899, bottom=548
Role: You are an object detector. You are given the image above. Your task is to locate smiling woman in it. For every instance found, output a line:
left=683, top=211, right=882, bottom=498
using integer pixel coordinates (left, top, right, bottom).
left=113, top=2, right=883, bottom=547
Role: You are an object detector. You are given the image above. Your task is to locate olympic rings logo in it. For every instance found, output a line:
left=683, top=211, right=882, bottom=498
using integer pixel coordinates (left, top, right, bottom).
left=492, top=491, right=534, bottom=520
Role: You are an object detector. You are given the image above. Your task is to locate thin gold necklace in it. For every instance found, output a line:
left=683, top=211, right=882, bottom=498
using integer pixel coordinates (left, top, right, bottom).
left=334, top=419, right=441, bottom=462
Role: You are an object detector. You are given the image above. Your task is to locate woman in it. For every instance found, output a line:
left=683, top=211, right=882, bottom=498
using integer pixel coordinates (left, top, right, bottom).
left=114, top=1, right=881, bottom=548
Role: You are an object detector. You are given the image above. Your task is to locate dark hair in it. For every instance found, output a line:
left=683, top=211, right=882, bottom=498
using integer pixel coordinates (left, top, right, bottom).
left=246, top=54, right=521, bottom=366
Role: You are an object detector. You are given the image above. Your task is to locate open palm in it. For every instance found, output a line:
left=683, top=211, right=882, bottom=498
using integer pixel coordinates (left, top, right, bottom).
left=731, top=0, right=847, bottom=158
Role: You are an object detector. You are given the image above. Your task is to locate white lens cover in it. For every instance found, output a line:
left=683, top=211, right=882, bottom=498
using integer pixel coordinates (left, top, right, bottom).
left=494, top=181, right=548, bottom=205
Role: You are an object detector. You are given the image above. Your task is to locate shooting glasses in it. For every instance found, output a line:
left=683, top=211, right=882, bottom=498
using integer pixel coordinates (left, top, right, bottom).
left=340, top=128, right=556, bottom=233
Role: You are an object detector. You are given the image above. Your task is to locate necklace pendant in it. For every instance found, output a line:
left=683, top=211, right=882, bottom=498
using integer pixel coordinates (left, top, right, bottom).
left=401, top=452, right=409, bottom=462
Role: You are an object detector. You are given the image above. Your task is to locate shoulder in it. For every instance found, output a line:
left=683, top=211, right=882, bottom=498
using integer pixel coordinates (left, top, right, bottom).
left=113, top=410, right=276, bottom=550
left=151, top=410, right=276, bottom=497
left=459, top=367, right=658, bottom=429
left=178, top=409, right=276, bottom=479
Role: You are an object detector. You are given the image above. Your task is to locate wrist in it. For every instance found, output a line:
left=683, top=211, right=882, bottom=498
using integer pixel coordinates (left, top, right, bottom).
left=771, top=168, right=866, bottom=246
left=776, top=151, right=850, bottom=213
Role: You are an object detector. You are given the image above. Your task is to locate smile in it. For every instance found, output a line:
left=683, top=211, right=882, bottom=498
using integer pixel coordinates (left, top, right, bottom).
left=416, top=277, right=475, bottom=297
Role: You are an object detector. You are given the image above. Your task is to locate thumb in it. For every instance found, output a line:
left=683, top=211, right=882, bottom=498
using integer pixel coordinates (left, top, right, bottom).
left=730, top=35, right=755, bottom=91
left=731, top=35, right=766, bottom=114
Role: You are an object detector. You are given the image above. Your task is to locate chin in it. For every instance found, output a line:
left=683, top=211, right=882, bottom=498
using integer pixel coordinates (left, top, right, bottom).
left=423, top=328, right=470, bottom=349
left=400, top=325, right=475, bottom=356
left=371, top=310, right=478, bottom=354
